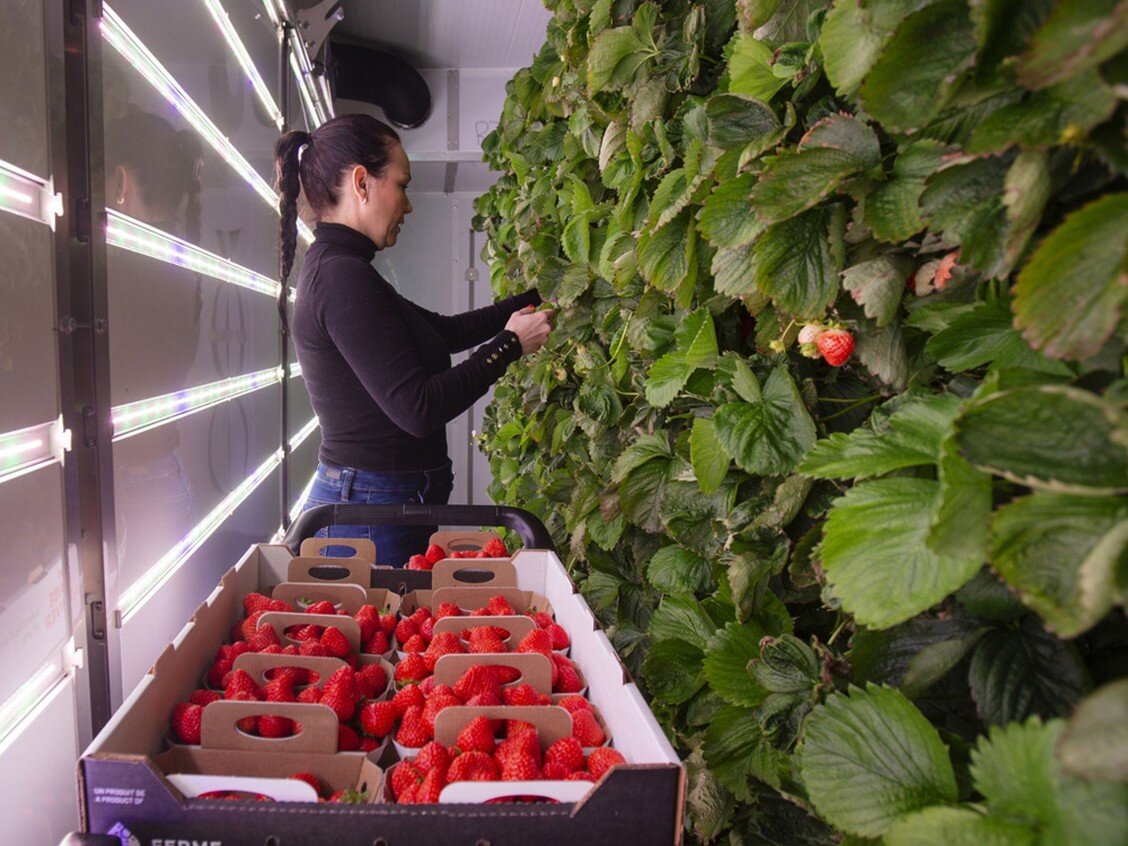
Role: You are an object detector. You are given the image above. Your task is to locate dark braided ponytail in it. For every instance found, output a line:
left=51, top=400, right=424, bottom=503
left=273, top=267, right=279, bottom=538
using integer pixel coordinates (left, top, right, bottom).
left=275, top=129, right=310, bottom=282
left=273, top=115, right=401, bottom=282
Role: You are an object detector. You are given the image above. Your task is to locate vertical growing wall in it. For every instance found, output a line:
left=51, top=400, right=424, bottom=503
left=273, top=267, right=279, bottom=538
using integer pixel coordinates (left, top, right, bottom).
left=474, top=1, right=1127, bottom=842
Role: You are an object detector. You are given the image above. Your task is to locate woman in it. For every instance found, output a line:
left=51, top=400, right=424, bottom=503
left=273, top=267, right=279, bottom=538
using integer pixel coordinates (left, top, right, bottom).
left=275, top=114, right=552, bottom=566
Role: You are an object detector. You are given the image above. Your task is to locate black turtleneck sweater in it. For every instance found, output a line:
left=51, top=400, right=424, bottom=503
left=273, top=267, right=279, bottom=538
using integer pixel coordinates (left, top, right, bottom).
left=293, top=222, right=541, bottom=472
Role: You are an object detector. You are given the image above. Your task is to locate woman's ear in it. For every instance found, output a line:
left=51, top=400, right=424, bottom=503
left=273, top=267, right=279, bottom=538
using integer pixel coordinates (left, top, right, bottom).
left=350, top=164, right=369, bottom=205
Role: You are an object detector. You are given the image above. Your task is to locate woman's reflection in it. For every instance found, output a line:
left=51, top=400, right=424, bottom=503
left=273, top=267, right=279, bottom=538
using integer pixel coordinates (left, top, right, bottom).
left=105, top=109, right=204, bottom=591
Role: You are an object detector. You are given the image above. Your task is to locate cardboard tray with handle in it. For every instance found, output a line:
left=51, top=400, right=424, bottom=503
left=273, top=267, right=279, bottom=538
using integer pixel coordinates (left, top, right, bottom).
left=232, top=652, right=394, bottom=702
left=155, top=700, right=384, bottom=804
left=398, top=558, right=552, bottom=617
left=275, top=538, right=402, bottom=616
left=253, top=610, right=399, bottom=667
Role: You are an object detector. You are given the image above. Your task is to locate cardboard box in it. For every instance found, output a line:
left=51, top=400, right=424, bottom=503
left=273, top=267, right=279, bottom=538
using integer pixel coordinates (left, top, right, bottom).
left=158, top=700, right=384, bottom=803
left=398, top=558, right=553, bottom=617
left=80, top=545, right=685, bottom=845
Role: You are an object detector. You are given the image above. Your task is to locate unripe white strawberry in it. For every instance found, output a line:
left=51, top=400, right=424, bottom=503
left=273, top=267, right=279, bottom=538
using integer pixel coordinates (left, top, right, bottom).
left=797, top=323, right=823, bottom=345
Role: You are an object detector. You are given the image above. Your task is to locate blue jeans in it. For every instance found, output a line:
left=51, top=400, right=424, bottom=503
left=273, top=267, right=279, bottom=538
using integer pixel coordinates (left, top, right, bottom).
left=301, top=460, right=454, bottom=568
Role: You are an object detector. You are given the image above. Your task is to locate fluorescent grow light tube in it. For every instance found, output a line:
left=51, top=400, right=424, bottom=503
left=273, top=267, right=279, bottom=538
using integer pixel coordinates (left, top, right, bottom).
left=202, top=0, right=284, bottom=131
left=0, top=417, right=70, bottom=486
left=118, top=446, right=284, bottom=620
left=106, top=211, right=280, bottom=297
left=289, top=51, right=326, bottom=128
left=100, top=4, right=312, bottom=244
left=111, top=367, right=283, bottom=442
left=289, top=415, right=320, bottom=451
left=0, top=159, right=60, bottom=228
left=0, top=661, right=66, bottom=754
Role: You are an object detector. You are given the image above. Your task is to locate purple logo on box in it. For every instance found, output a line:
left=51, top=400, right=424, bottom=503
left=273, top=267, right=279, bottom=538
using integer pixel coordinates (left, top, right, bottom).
left=105, top=822, right=140, bottom=846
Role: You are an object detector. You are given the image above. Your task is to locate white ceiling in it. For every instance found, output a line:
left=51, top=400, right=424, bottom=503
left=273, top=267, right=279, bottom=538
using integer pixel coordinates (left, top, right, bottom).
left=337, top=0, right=552, bottom=69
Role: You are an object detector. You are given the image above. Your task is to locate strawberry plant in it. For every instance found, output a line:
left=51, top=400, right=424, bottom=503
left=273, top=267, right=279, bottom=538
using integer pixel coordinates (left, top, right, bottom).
left=474, top=0, right=1127, bottom=842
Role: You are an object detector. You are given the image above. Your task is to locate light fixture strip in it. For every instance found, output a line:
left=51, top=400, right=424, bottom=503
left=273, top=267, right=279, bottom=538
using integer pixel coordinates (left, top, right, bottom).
left=202, top=0, right=284, bottom=130
left=118, top=446, right=284, bottom=620
left=288, top=361, right=302, bottom=379
left=0, top=660, right=66, bottom=753
left=289, top=415, right=319, bottom=451
left=290, top=36, right=327, bottom=124
left=112, top=366, right=282, bottom=442
left=0, top=418, right=68, bottom=486
left=0, top=159, right=56, bottom=227
left=106, top=210, right=279, bottom=297
left=100, top=5, right=312, bottom=244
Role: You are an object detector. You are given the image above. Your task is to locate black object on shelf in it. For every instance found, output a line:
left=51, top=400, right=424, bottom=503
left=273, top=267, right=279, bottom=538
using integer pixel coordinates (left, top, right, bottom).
left=281, top=503, right=555, bottom=557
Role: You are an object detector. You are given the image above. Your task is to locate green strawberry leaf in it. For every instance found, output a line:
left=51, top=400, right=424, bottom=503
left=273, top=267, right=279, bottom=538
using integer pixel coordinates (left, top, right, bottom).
left=927, top=435, right=992, bottom=562
left=1058, top=679, right=1128, bottom=783
left=954, top=385, right=1128, bottom=495
left=690, top=416, right=730, bottom=494
left=698, top=172, right=763, bottom=248
left=588, top=25, right=653, bottom=90
left=644, top=308, right=718, bottom=407
left=968, top=619, right=1084, bottom=726
left=706, top=93, right=783, bottom=151
left=799, top=393, right=962, bottom=480
left=1013, top=192, right=1128, bottom=361
left=713, top=367, right=817, bottom=476
left=752, top=207, right=839, bottom=318
left=819, top=0, right=933, bottom=95
left=798, top=685, right=958, bottom=838
left=849, top=614, right=983, bottom=687
left=642, top=637, right=707, bottom=704
left=1016, top=0, right=1128, bottom=90
left=865, top=140, right=947, bottom=243
left=638, top=209, right=698, bottom=302
left=842, top=255, right=913, bottom=328
left=820, top=478, right=984, bottom=629
left=704, top=706, right=787, bottom=798
left=649, top=593, right=718, bottom=650
left=971, top=717, right=1128, bottom=845
left=704, top=620, right=771, bottom=706
left=711, top=241, right=759, bottom=298
left=858, top=0, right=978, bottom=132
left=685, top=746, right=734, bottom=843
left=647, top=544, right=715, bottom=594
left=727, top=33, right=788, bottom=101
left=885, top=807, right=1036, bottom=846
left=923, top=297, right=1073, bottom=375
left=991, top=492, right=1128, bottom=637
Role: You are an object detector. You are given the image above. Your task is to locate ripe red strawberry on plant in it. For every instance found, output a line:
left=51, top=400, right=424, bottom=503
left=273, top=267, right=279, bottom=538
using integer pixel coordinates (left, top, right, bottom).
left=359, top=700, right=398, bottom=739
left=355, top=662, right=388, bottom=698
left=447, top=750, right=500, bottom=782
left=815, top=327, right=855, bottom=367
left=170, top=702, right=203, bottom=744
left=587, top=747, right=626, bottom=778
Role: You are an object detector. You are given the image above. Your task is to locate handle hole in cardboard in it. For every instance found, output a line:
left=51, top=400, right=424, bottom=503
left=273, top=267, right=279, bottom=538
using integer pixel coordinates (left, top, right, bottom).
left=307, top=540, right=367, bottom=559
left=448, top=541, right=484, bottom=552
left=451, top=569, right=495, bottom=585
left=262, top=667, right=322, bottom=686
left=306, top=563, right=354, bottom=581
left=235, top=718, right=304, bottom=739
left=374, top=839, right=389, bottom=846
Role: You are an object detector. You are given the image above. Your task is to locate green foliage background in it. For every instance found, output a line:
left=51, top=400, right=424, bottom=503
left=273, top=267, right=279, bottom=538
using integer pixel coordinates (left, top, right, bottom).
left=472, top=0, right=1128, bottom=842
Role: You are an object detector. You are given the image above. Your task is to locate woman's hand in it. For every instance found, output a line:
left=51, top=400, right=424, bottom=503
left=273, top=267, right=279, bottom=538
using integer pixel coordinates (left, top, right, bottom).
left=505, top=305, right=554, bottom=355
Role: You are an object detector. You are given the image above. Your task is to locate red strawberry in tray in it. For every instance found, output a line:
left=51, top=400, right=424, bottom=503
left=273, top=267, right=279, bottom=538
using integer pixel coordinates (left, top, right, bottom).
left=170, top=702, right=203, bottom=744
left=447, top=750, right=499, bottom=783
left=424, top=543, right=446, bottom=565
left=482, top=537, right=508, bottom=558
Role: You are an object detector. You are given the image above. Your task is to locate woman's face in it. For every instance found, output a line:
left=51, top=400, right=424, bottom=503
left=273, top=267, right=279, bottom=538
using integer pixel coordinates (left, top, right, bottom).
left=361, top=142, right=412, bottom=249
